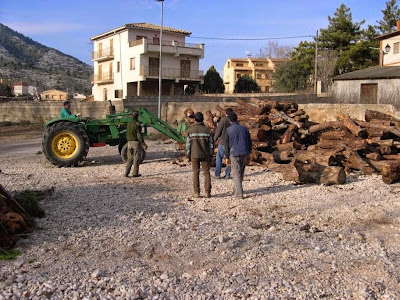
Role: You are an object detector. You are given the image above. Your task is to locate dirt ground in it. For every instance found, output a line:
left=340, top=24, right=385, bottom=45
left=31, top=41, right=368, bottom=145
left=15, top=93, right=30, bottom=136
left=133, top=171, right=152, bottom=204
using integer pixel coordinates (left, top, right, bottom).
left=0, top=125, right=400, bottom=299
left=0, top=123, right=43, bottom=143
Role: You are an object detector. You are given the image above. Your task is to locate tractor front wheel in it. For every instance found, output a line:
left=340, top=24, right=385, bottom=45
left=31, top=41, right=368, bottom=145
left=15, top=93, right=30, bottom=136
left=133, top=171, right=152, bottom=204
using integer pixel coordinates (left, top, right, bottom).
left=121, top=143, right=145, bottom=164
left=42, top=122, right=89, bottom=167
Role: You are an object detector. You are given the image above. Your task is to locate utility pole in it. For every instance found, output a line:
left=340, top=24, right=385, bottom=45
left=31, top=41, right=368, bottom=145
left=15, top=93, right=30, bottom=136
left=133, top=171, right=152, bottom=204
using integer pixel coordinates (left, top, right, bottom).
left=314, top=30, right=318, bottom=95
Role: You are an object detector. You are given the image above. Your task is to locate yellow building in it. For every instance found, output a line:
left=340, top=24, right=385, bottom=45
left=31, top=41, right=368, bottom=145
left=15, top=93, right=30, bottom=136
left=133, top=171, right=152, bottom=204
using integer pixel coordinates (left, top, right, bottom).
left=223, top=57, right=288, bottom=93
left=40, top=89, right=70, bottom=101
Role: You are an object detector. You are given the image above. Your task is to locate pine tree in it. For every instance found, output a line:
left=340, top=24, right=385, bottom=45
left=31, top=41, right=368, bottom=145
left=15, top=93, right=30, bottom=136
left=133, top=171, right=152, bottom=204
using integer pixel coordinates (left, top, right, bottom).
left=234, top=75, right=260, bottom=93
left=200, top=66, right=225, bottom=93
left=376, top=0, right=400, bottom=34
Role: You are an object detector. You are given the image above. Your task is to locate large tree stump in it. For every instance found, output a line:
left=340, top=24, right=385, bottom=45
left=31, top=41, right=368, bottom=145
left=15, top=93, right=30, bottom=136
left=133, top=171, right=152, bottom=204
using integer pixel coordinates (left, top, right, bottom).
left=282, top=160, right=346, bottom=185
left=294, top=150, right=337, bottom=166
left=381, top=161, right=400, bottom=184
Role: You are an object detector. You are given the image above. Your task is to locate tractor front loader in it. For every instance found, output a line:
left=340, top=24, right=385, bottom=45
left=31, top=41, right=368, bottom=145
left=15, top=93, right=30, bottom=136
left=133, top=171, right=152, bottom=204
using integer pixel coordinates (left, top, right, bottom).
left=42, top=107, right=186, bottom=167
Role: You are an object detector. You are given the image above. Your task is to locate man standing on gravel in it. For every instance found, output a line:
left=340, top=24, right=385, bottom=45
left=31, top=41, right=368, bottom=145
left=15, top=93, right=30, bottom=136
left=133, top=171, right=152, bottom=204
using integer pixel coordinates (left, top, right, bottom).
left=225, top=112, right=252, bottom=199
left=186, top=112, right=214, bottom=198
left=213, top=108, right=233, bottom=179
left=125, top=110, right=148, bottom=178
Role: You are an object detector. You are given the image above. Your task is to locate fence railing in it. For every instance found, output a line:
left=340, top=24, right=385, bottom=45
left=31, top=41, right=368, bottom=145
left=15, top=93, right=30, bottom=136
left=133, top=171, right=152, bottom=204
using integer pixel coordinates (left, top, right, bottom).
left=91, top=48, right=114, bottom=60
left=129, top=38, right=203, bottom=49
left=91, top=72, right=114, bottom=83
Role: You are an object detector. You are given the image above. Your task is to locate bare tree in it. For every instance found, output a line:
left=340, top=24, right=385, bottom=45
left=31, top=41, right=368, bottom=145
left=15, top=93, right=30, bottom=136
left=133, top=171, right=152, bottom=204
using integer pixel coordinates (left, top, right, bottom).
left=317, top=50, right=339, bottom=91
left=258, top=41, right=293, bottom=58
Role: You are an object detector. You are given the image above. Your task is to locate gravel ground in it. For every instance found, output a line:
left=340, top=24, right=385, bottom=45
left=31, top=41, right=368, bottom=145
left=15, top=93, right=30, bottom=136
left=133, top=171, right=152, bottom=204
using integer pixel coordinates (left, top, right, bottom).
left=1, top=139, right=400, bottom=299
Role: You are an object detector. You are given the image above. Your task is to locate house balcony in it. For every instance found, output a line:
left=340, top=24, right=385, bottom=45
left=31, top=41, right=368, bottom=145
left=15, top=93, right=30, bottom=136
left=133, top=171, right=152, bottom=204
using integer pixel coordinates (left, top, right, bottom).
left=139, top=66, right=203, bottom=81
left=91, top=48, right=114, bottom=62
left=91, top=72, right=114, bottom=84
left=129, top=39, right=204, bottom=58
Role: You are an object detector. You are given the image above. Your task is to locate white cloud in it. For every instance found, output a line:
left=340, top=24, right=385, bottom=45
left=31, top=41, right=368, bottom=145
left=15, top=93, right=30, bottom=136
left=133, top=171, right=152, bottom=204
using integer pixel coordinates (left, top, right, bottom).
left=4, top=22, right=92, bottom=35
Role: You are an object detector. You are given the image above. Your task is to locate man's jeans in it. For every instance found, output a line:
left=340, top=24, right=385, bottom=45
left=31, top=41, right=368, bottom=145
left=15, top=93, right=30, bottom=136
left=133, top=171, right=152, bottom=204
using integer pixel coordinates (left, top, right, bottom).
left=215, top=145, right=231, bottom=178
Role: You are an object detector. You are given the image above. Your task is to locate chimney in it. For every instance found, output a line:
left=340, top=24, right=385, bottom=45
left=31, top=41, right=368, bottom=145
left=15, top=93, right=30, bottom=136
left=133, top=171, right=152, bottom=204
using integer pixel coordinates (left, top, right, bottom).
left=397, top=20, right=400, bottom=31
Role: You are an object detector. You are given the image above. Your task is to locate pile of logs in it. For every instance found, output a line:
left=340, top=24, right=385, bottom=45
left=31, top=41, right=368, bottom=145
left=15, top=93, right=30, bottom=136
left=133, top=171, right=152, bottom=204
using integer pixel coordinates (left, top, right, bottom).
left=183, top=98, right=400, bottom=185
left=0, top=185, right=36, bottom=248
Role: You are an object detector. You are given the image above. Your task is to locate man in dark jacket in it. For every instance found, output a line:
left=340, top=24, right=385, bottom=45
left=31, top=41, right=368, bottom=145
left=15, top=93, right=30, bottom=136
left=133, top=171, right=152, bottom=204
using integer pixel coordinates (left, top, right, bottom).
left=186, top=112, right=214, bottom=198
left=225, top=112, right=252, bottom=199
left=213, top=108, right=233, bottom=179
left=125, top=110, right=148, bottom=177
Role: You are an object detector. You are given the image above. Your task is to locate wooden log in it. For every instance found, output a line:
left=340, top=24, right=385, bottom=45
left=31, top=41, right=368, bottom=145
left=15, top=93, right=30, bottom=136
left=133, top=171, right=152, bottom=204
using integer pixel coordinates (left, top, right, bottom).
left=317, top=139, right=367, bottom=151
left=184, top=108, right=194, bottom=118
left=260, top=124, right=271, bottom=131
left=365, top=110, right=400, bottom=122
left=277, top=142, right=302, bottom=151
left=272, top=123, right=288, bottom=131
left=368, top=159, right=399, bottom=172
left=294, top=150, right=336, bottom=166
left=368, top=119, right=391, bottom=127
left=270, top=109, right=303, bottom=128
left=366, top=138, right=393, bottom=147
left=342, top=149, right=376, bottom=175
left=249, top=128, right=267, bottom=142
left=272, top=150, right=293, bottom=164
left=338, top=113, right=368, bottom=138
left=308, top=121, right=344, bottom=134
left=366, top=152, right=382, bottom=161
left=380, top=146, right=392, bottom=155
left=257, top=151, right=273, bottom=162
left=282, top=160, right=346, bottom=185
left=381, top=161, right=400, bottom=184
left=366, top=128, right=386, bottom=138
left=355, top=120, right=400, bottom=138
left=281, top=124, right=296, bottom=144
left=204, top=110, right=216, bottom=131
left=270, top=117, right=284, bottom=125
left=319, top=130, right=352, bottom=140
left=382, top=154, right=400, bottom=160
left=288, top=109, right=306, bottom=118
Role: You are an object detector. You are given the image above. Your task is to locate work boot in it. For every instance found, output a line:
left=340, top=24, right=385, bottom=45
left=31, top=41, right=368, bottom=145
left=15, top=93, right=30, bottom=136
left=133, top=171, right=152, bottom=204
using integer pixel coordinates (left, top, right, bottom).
left=132, top=174, right=142, bottom=178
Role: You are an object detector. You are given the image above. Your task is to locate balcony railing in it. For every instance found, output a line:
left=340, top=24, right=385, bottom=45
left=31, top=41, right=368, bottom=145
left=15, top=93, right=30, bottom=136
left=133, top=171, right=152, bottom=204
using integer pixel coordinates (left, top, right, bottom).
left=140, top=66, right=203, bottom=80
left=91, top=72, right=114, bottom=84
left=91, top=48, right=114, bottom=61
left=129, top=38, right=203, bottom=49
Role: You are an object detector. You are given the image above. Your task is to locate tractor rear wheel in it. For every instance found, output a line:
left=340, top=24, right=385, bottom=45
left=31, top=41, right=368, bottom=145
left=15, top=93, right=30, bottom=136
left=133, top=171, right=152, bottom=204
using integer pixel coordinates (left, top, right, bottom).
left=42, top=121, right=89, bottom=167
left=121, top=143, right=145, bottom=164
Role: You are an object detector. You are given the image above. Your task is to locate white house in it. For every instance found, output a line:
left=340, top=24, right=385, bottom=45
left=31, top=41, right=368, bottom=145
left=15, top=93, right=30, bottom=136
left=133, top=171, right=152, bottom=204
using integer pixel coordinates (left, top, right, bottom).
left=13, top=81, right=37, bottom=96
left=90, top=23, right=205, bottom=101
left=377, top=20, right=400, bottom=66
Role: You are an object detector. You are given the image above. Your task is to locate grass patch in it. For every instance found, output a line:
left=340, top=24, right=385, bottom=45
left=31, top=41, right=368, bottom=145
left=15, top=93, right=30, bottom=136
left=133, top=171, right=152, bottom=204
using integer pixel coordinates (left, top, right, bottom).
left=14, top=190, right=51, bottom=218
left=0, top=248, right=21, bottom=260
left=145, top=132, right=172, bottom=141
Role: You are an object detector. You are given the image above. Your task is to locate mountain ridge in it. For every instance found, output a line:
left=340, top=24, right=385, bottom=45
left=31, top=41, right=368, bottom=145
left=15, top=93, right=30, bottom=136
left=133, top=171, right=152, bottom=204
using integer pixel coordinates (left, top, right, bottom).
left=0, top=23, right=92, bottom=95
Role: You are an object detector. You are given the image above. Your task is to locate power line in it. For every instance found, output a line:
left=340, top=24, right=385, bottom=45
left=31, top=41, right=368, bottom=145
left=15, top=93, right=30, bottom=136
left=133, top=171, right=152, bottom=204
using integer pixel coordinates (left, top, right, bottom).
left=188, top=35, right=314, bottom=41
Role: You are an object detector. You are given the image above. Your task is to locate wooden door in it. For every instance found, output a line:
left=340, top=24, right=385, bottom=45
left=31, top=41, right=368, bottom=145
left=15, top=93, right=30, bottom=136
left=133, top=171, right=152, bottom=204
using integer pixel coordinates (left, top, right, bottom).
left=180, top=60, right=191, bottom=78
left=149, top=57, right=159, bottom=76
left=109, top=62, right=113, bottom=80
left=360, top=84, right=378, bottom=104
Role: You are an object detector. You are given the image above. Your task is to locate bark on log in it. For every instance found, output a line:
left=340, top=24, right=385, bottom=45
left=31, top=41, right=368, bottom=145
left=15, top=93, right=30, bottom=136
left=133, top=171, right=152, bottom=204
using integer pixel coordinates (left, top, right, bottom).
left=277, top=142, right=302, bottom=151
left=365, top=110, right=400, bottom=122
left=294, top=150, right=336, bottom=166
left=319, top=130, right=352, bottom=140
left=366, top=152, right=382, bottom=161
left=338, top=113, right=368, bottom=138
left=381, top=161, right=400, bottom=184
left=282, top=160, right=346, bottom=185
left=317, top=139, right=367, bottom=151
left=380, top=146, right=392, bottom=155
left=270, top=109, right=303, bottom=128
left=308, top=121, right=344, bottom=134
left=355, top=120, right=400, bottom=138
left=281, top=124, right=296, bottom=144
left=368, top=159, right=399, bottom=172
left=342, top=149, right=376, bottom=175
left=288, top=109, right=306, bottom=118
left=366, top=138, right=393, bottom=147
left=272, top=150, right=293, bottom=164
left=382, top=154, right=400, bottom=160
left=249, top=128, right=268, bottom=142
left=204, top=110, right=216, bottom=131
left=184, top=108, right=194, bottom=118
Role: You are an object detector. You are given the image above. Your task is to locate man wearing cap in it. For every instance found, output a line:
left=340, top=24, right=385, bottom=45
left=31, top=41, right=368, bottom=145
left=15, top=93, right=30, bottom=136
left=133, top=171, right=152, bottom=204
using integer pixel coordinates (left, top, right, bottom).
left=186, top=112, right=213, bottom=198
left=125, top=110, right=148, bottom=178
left=60, top=101, right=80, bottom=118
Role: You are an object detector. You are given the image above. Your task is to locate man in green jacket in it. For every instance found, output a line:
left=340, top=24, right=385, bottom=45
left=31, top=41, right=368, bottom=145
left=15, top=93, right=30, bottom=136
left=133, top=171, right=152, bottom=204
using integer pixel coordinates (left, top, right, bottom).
left=125, top=110, right=148, bottom=177
left=186, top=112, right=213, bottom=198
left=60, top=101, right=80, bottom=118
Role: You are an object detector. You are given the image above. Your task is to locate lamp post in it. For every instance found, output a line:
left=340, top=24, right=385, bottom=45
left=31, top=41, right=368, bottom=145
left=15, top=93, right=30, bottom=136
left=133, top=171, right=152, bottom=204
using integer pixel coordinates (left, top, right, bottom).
left=155, top=0, right=164, bottom=118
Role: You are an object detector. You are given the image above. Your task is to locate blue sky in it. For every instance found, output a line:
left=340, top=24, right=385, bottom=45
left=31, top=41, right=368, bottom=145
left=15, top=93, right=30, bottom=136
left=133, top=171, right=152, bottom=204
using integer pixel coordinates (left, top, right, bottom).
left=0, top=0, right=391, bottom=74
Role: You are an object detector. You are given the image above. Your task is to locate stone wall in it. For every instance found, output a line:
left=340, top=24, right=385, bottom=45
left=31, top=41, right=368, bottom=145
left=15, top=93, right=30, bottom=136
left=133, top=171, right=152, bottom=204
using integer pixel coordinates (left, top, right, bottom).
left=0, top=100, right=124, bottom=124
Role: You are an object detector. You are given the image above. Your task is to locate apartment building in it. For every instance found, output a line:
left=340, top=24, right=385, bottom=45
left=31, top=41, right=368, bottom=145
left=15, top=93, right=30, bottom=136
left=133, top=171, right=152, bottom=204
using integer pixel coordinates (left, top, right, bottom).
left=90, top=23, right=205, bottom=101
left=223, top=57, right=287, bottom=93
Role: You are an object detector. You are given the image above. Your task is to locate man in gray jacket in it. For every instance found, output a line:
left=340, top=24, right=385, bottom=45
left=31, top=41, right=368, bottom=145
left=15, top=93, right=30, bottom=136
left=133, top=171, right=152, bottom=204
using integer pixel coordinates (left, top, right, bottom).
left=213, top=108, right=233, bottom=179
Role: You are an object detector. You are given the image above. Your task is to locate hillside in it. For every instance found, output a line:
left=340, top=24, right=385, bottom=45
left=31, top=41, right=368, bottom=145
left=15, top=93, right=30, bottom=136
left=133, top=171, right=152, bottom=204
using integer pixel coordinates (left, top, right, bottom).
left=0, top=23, right=92, bottom=95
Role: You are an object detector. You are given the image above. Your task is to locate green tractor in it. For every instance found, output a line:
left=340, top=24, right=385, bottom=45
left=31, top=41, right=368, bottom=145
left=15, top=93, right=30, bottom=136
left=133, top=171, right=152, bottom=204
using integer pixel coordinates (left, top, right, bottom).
left=42, top=107, right=187, bottom=167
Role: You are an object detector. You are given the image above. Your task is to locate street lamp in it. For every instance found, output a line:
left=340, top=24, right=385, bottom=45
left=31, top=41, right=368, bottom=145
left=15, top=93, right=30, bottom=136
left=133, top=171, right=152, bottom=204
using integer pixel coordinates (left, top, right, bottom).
left=155, top=0, right=164, bottom=118
left=369, top=44, right=391, bottom=66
